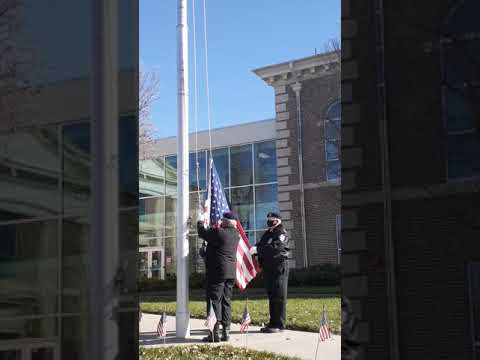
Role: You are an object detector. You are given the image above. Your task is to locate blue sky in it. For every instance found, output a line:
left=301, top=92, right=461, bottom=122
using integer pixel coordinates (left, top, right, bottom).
left=140, top=0, right=340, bottom=138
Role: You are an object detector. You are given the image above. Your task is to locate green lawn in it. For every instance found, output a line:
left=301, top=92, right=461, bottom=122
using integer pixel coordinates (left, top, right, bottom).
left=140, top=345, right=301, bottom=360
left=141, top=296, right=340, bottom=334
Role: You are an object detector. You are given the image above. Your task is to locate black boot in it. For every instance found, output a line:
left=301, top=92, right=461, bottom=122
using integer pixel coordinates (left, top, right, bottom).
left=221, top=325, right=230, bottom=341
left=202, top=323, right=220, bottom=342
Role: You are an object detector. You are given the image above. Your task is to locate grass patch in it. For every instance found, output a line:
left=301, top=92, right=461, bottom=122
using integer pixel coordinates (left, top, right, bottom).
left=141, top=297, right=340, bottom=334
left=141, top=286, right=340, bottom=302
left=139, top=345, right=301, bottom=360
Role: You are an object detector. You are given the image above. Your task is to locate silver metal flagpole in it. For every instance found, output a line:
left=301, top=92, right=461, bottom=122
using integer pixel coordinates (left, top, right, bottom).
left=176, top=0, right=190, bottom=338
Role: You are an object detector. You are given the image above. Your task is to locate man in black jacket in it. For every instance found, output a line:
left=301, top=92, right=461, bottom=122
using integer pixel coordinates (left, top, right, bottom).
left=197, top=212, right=239, bottom=342
left=256, top=212, right=290, bottom=333
left=342, top=296, right=360, bottom=359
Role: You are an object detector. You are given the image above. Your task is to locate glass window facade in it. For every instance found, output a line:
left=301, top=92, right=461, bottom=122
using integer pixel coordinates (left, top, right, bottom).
left=139, top=140, right=278, bottom=279
left=0, top=0, right=139, bottom=357
left=443, top=13, right=480, bottom=180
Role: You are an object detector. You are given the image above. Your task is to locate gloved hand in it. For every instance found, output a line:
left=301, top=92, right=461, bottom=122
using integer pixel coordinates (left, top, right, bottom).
left=199, top=241, right=207, bottom=258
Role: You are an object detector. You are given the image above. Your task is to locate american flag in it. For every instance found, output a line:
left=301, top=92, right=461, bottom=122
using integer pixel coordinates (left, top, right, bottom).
left=156, top=312, right=167, bottom=338
left=203, top=159, right=259, bottom=290
left=205, top=303, right=217, bottom=332
left=318, top=307, right=331, bottom=341
left=240, top=304, right=251, bottom=333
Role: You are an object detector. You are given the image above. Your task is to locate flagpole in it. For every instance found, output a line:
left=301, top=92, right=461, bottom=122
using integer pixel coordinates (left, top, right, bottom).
left=176, top=0, right=190, bottom=339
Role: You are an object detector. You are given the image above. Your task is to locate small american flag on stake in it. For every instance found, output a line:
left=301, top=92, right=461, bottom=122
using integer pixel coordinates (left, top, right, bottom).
left=318, top=305, right=331, bottom=341
left=240, top=302, right=251, bottom=333
left=205, top=303, right=217, bottom=333
left=156, top=312, right=167, bottom=338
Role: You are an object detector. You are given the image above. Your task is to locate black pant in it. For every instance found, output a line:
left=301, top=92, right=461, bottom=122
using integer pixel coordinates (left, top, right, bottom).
left=264, top=261, right=289, bottom=329
left=206, top=279, right=235, bottom=328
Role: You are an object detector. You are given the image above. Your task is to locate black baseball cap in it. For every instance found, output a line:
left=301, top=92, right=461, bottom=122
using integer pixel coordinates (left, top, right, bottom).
left=223, top=211, right=237, bottom=220
left=267, top=212, right=281, bottom=220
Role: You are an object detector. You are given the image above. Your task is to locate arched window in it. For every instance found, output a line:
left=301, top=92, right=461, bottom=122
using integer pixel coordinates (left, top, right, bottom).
left=442, top=0, right=480, bottom=179
left=324, top=100, right=341, bottom=181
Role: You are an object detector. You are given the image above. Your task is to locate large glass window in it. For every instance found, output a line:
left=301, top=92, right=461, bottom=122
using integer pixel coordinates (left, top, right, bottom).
left=255, top=184, right=278, bottom=230
left=164, top=195, right=177, bottom=239
left=119, top=210, right=140, bottom=294
left=324, top=101, right=341, bottom=181
left=0, top=220, right=59, bottom=324
left=139, top=197, right=165, bottom=247
left=443, top=0, right=480, bottom=180
left=212, top=148, right=229, bottom=188
left=0, top=0, right=138, bottom=355
left=62, top=315, right=87, bottom=360
left=139, top=140, right=278, bottom=275
left=231, top=186, right=254, bottom=231
left=63, top=123, right=91, bottom=217
left=62, top=217, right=89, bottom=314
left=165, top=155, right=177, bottom=195
left=139, top=158, right=166, bottom=196
left=189, top=151, right=207, bottom=191
left=0, top=127, right=61, bottom=222
left=230, top=144, right=253, bottom=186
left=255, top=141, right=277, bottom=184
left=447, top=133, right=480, bottom=179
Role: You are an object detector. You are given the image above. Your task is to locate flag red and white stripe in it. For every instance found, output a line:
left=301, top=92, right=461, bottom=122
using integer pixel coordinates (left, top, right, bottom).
left=318, top=308, right=331, bottom=341
left=157, top=312, right=167, bottom=338
left=205, top=305, right=217, bottom=332
left=240, top=304, right=252, bottom=333
left=235, top=223, right=259, bottom=290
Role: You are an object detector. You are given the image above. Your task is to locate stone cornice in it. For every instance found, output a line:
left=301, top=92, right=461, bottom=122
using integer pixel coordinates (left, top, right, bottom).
left=253, top=52, right=340, bottom=87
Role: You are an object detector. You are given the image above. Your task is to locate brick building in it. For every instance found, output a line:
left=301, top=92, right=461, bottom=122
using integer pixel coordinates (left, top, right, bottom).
left=342, top=0, right=480, bottom=358
left=254, top=52, right=341, bottom=268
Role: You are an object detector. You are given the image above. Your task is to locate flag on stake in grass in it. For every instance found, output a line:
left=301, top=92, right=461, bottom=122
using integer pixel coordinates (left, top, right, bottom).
left=314, top=305, right=332, bottom=359
left=157, top=312, right=167, bottom=338
left=318, top=305, right=331, bottom=341
left=205, top=303, right=217, bottom=333
left=240, top=301, right=252, bottom=333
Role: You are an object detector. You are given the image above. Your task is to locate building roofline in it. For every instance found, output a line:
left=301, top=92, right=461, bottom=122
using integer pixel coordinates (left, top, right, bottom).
left=252, top=51, right=339, bottom=84
left=153, top=118, right=275, bottom=143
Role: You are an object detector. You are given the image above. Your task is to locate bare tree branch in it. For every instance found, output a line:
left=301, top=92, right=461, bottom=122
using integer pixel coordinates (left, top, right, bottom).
left=0, top=0, right=40, bottom=132
left=324, top=37, right=341, bottom=61
left=139, top=65, right=161, bottom=160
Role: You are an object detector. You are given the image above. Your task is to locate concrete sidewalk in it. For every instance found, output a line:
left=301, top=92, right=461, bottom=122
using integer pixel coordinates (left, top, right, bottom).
left=140, top=313, right=340, bottom=360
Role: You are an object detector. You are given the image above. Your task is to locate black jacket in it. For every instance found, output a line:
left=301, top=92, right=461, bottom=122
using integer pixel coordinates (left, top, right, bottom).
left=341, top=296, right=360, bottom=359
left=256, top=225, right=289, bottom=273
left=197, top=221, right=239, bottom=281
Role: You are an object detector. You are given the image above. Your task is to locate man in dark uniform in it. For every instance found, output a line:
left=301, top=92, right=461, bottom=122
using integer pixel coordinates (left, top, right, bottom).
left=342, top=296, right=360, bottom=359
left=256, top=212, right=290, bottom=333
left=197, top=212, right=239, bottom=342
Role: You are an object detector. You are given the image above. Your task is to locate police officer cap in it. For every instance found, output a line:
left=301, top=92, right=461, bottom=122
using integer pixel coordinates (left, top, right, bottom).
left=223, top=211, right=237, bottom=220
left=267, top=212, right=281, bottom=220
